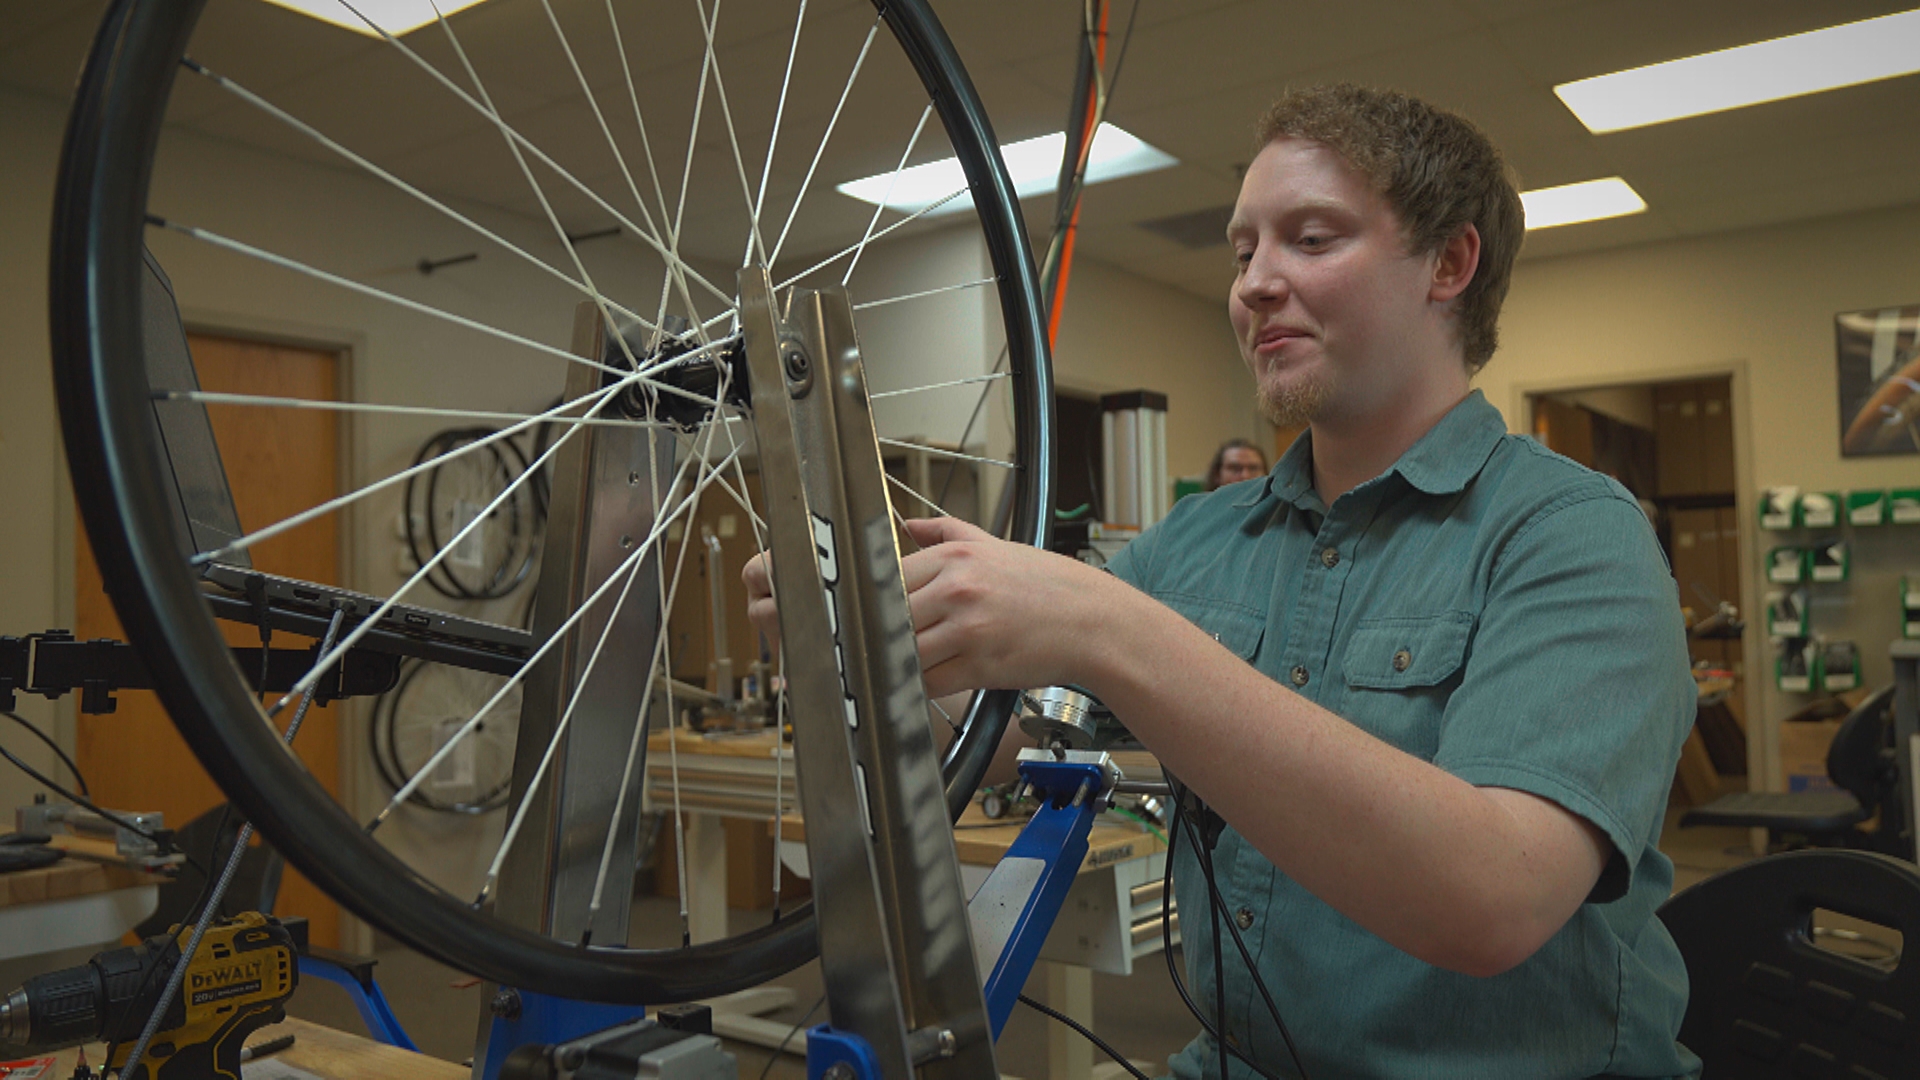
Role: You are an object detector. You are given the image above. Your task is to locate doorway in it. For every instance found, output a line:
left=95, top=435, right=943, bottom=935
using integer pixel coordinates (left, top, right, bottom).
left=1528, top=376, right=1749, bottom=808
left=74, top=331, right=346, bottom=947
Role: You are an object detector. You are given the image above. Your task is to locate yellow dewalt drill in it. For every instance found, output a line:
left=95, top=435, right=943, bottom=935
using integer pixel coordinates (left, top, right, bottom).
left=0, top=912, right=296, bottom=1078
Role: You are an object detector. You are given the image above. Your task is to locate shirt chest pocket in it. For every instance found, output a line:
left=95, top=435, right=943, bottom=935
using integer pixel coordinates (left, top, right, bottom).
left=1160, top=593, right=1265, bottom=662
left=1340, top=611, right=1475, bottom=758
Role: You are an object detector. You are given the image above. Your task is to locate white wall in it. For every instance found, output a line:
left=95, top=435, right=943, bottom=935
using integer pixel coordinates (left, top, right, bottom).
left=1050, top=257, right=1263, bottom=483
left=1479, top=204, right=1920, bottom=788
left=0, top=88, right=84, bottom=821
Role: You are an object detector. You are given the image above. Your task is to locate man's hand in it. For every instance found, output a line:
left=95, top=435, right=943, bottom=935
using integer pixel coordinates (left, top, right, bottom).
left=900, top=517, right=1116, bottom=698
left=740, top=516, right=1123, bottom=698
left=742, top=550, right=780, bottom=652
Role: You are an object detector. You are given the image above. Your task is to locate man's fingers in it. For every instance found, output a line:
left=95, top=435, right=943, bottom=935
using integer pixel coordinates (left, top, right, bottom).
left=902, top=515, right=991, bottom=548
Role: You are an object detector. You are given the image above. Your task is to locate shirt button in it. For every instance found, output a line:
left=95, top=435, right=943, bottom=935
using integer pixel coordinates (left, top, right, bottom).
left=1235, top=907, right=1254, bottom=931
left=1320, top=547, right=1339, bottom=569
left=1290, top=666, right=1309, bottom=687
left=1392, top=649, right=1412, bottom=673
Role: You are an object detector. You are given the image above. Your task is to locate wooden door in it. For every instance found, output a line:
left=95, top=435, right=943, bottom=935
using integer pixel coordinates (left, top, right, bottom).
left=75, top=333, right=345, bottom=947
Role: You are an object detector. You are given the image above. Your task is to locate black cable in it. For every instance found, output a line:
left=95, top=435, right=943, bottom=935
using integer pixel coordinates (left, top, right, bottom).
left=1159, top=808, right=1286, bottom=1080
left=1184, top=813, right=1309, bottom=1077
left=1017, top=993, right=1151, bottom=1080
left=1, top=711, right=89, bottom=797
left=1210, top=861, right=1228, bottom=1080
left=755, top=993, right=824, bottom=1080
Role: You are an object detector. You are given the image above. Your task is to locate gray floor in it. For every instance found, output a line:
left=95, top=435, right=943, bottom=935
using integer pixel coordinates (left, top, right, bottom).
left=284, top=804, right=1762, bottom=1075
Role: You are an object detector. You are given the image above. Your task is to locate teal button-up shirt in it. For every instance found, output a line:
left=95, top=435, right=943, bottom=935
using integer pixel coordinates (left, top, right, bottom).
left=1108, top=391, right=1699, bottom=1079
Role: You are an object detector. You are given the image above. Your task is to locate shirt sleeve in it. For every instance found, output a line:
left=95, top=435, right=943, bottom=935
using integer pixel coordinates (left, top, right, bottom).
left=1432, top=491, right=1695, bottom=902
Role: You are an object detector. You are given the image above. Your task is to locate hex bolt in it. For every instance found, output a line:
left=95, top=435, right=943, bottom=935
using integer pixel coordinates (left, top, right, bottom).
left=489, top=987, right=522, bottom=1020
left=823, top=1063, right=856, bottom=1080
left=783, top=346, right=811, bottom=383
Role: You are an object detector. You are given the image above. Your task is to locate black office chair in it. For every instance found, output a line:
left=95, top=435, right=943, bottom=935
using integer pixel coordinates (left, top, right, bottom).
left=1659, top=849, right=1920, bottom=1077
left=1681, top=686, right=1904, bottom=855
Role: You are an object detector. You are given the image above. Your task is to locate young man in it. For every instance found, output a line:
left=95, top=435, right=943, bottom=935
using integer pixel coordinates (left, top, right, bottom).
left=750, top=85, right=1697, bottom=1078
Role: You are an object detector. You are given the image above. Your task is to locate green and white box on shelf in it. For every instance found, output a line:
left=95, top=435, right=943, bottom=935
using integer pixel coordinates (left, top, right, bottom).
left=1761, top=486, right=1801, bottom=530
left=1800, top=492, right=1842, bottom=528
left=1768, top=546, right=1808, bottom=584
left=1848, top=489, right=1888, bottom=526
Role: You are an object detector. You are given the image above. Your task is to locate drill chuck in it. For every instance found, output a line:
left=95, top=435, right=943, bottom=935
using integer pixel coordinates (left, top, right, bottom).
left=0, top=985, right=29, bottom=1043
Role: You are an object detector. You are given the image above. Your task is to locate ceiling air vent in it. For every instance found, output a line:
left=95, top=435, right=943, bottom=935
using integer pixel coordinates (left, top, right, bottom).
left=1136, top=204, right=1234, bottom=250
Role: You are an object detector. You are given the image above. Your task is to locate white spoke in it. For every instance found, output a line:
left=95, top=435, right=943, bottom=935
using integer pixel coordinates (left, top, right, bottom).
left=884, top=472, right=953, bottom=518
left=876, top=437, right=1017, bottom=470
left=853, top=276, right=997, bottom=312
left=768, top=16, right=882, bottom=269
left=869, top=371, right=1010, bottom=399
left=405, top=433, right=735, bottom=841
left=155, top=217, right=626, bottom=378
left=535, top=0, right=670, bottom=256
left=333, top=0, right=735, bottom=314
left=603, top=1, right=705, bottom=335
left=476, top=436, right=741, bottom=891
left=747, top=0, right=808, bottom=267
left=180, top=58, right=658, bottom=334
left=775, top=186, right=969, bottom=292
left=657, top=0, right=724, bottom=348
left=280, top=382, right=637, bottom=712
left=844, top=103, right=934, bottom=286
left=688, top=0, right=768, bottom=267
left=193, top=374, right=631, bottom=568
left=429, top=7, right=659, bottom=380
left=689, top=184, right=974, bottom=341
left=163, top=390, right=659, bottom=429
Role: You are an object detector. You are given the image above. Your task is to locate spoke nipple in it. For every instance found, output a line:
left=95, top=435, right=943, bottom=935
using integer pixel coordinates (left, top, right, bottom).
left=629, top=471, right=641, bottom=485
left=620, top=534, right=634, bottom=549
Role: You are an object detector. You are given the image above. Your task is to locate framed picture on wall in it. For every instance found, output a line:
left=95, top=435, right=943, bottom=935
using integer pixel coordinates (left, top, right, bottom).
left=1835, top=303, right=1920, bottom=457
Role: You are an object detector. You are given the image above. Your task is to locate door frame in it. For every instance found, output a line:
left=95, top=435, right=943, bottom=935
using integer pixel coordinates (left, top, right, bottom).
left=1511, top=359, right=1771, bottom=797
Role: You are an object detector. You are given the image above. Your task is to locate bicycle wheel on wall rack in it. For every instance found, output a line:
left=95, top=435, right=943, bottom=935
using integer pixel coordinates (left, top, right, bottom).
left=372, top=657, right=520, bottom=815
left=404, top=426, right=543, bottom=603
left=53, top=0, right=1050, bottom=1004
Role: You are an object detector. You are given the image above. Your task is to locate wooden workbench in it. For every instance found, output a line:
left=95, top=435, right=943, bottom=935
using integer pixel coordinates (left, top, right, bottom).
left=29, top=1017, right=465, bottom=1079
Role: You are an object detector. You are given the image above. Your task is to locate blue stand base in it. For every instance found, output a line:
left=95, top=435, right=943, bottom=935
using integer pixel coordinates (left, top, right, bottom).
left=298, top=954, right=417, bottom=1051
left=806, top=1023, right=885, bottom=1080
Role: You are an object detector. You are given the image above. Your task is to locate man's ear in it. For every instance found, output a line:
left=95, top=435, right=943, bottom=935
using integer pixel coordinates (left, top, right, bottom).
left=1430, top=224, right=1481, bottom=304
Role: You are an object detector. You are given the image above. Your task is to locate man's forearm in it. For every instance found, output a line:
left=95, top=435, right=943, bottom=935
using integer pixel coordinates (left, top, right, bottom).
left=1077, top=580, right=1607, bottom=977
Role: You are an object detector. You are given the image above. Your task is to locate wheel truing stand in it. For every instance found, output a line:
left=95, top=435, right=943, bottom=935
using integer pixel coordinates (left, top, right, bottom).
left=480, top=274, right=1116, bottom=1080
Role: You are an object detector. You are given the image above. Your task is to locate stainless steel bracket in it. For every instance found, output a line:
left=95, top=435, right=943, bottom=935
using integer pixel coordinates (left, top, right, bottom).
left=738, top=267, right=996, bottom=1080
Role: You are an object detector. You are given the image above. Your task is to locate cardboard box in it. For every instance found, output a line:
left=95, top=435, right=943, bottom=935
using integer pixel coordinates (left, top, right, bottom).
left=1781, top=718, right=1842, bottom=792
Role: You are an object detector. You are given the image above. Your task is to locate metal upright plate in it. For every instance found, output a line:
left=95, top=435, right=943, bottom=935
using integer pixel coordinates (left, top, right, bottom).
left=739, top=267, right=994, bottom=1080
left=493, top=302, right=675, bottom=946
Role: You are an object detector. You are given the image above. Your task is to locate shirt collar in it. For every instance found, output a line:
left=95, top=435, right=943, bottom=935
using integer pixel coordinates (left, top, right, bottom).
left=1229, top=389, right=1506, bottom=513
left=1390, top=389, right=1506, bottom=496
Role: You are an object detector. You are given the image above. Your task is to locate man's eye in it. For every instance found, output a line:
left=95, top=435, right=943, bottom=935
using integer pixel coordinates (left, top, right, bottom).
left=1298, top=234, right=1328, bottom=249
left=1232, top=249, right=1253, bottom=270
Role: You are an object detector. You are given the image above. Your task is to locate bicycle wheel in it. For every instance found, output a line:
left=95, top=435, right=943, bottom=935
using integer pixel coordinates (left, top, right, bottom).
left=404, top=426, right=541, bottom=602
left=53, top=0, right=1050, bottom=1004
left=372, top=657, right=520, bottom=815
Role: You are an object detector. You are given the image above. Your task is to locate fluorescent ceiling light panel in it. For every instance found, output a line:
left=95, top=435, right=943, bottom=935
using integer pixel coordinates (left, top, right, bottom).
left=1556, top=9, right=1920, bottom=133
left=1520, top=178, right=1646, bottom=230
left=836, top=123, right=1176, bottom=217
left=258, top=0, right=492, bottom=37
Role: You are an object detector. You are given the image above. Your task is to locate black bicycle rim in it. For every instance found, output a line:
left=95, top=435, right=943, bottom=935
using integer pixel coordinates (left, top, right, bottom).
left=52, top=0, right=1051, bottom=1003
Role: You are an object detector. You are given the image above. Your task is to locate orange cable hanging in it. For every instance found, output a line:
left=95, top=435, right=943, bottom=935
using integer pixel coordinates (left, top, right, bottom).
left=1046, top=0, right=1109, bottom=350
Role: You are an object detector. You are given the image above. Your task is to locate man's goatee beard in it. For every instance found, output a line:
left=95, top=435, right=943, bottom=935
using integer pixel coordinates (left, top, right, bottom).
left=1259, top=371, right=1333, bottom=428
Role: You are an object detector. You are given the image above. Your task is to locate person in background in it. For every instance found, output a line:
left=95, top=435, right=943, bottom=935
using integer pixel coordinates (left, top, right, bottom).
left=1204, top=437, right=1269, bottom=491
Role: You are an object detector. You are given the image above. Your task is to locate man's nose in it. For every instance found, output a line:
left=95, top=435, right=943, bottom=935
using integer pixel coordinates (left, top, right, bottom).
left=1237, top=248, right=1287, bottom=307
